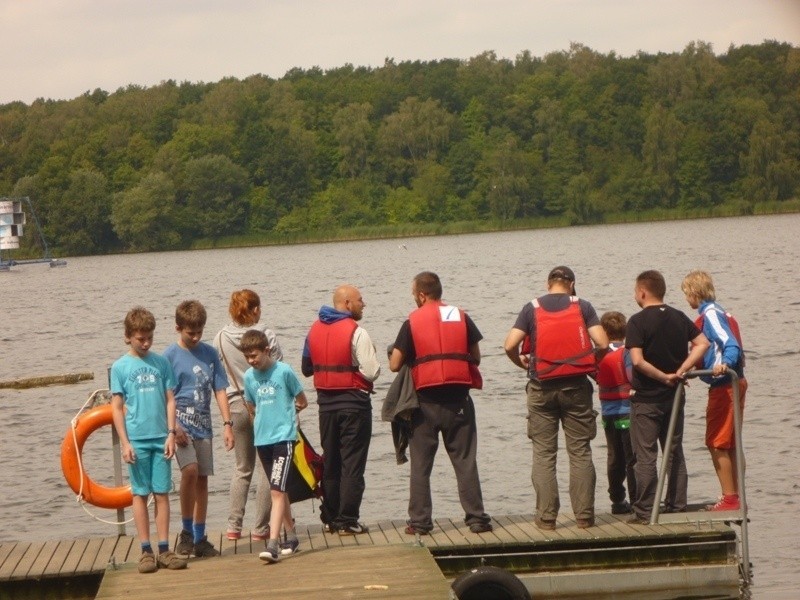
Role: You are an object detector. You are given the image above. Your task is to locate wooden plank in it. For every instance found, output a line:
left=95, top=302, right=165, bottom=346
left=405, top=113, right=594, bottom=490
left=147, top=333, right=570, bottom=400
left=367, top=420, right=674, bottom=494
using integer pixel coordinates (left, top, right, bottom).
left=218, top=534, right=243, bottom=556
left=59, top=538, right=91, bottom=576
left=492, top=515, right=532, bottom=543
left=24, top=540, right=61, bottom=579
left=561, top=517, right=600, bottom=540
left=0, top=542, right=29, bottom=579
left=435, top=518, right=470, bottom=547
left=108, top=535, right=135, bottom=567
left=394, top=519, right=443, bottom=549
left=96, top=544, right=451, bottom=600
left=322, top=527, right=344, bottom=548
left=481, top=517, right=519, bottom=544
left=90, top=537, right=123, bottom=572
left=594, top=513, right=642, bottom=538
left=552, top=515, right=582, bottom=540
left=377, top=520, right=405, bottom=545
left=337, top=530, right=359, bottom=547
left=305, top=524, right=328, bottom=551
left=40, top=539, right=75, bottom=577
left=452, top=518, right=505, bottom=546
left=390, top=519, right=423, bottom=545
left=8, top=542, right=45, bottom=580
left=75, top=536, right=105, bottom=574
left=362, top=523, right=390, bottom=546
left=506, top=513, right=556, bottom=542
left=0, top=543, right=17, bottom=571
left=215, top=530, right=238, bottom=556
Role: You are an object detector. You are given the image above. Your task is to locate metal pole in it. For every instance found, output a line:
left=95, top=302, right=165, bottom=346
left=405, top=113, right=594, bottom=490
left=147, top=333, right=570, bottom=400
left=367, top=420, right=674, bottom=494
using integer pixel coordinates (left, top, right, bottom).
left=678, top=369, right=750, bottom=585
left=108, top=366, right=126, bottom=536
left=728, top=370, right=750, bottom=584
left=649, top=383, right=685, bottom=524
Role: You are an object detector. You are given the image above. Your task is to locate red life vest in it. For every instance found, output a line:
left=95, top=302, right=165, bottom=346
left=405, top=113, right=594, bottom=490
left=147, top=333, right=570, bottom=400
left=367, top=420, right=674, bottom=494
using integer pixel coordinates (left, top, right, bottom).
left=408, top=301, right=479, bottom=390
left=307, top=319, right=373, bottom=392
left=531, top=297, right=596, bottom=380
left=596, top=346, right=631, bottom=401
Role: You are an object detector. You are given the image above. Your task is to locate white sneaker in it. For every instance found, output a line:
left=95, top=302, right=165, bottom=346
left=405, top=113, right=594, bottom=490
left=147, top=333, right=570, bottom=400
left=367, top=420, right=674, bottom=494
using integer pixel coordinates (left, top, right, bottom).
left=280, top=539, right=300, bottom=555
left=259, top=548, right=280, bottom=563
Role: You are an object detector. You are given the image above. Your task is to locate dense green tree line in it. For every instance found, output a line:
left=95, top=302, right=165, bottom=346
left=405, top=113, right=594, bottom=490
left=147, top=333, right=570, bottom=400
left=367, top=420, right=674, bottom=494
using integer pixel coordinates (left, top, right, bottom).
left=1, top=41, right=798, bottom=255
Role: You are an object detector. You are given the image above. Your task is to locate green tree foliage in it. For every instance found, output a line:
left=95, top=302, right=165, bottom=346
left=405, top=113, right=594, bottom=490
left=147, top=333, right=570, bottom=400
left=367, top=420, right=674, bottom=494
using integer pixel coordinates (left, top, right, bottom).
left=0, top=41, right=797, bottom=255
left=111, top=172, right=181, bottom=251
left=51, top=168, right=116, bottom=254
left=179, top=154, right=249, bottom=238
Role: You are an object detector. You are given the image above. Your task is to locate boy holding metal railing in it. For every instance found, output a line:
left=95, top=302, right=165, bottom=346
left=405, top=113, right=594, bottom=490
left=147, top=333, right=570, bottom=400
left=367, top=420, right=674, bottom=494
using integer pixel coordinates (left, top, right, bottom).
left=681, top=270, right=747, bottom=512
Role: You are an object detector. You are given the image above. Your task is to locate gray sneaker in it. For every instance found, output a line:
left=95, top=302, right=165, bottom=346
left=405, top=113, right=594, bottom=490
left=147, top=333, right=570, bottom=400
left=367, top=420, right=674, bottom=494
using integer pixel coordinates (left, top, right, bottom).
left=259, top=547, right=280, bottom=563
left=138, top=551, right=157, bottom=574
left=156, top=550, right=187, bottom=570
left=193, top=536, right=219, bottom=557
left=176, top=529, right=193, bottom=555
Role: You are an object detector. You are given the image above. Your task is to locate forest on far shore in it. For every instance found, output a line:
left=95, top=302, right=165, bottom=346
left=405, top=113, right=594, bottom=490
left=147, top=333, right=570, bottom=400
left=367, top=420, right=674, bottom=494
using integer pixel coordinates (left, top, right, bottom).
left=1, top=40, right=798, bottom=256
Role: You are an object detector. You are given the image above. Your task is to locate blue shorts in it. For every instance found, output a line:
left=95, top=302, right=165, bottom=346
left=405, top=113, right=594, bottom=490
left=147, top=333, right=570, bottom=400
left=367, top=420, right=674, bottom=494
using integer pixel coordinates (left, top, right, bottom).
left=128, top=437, right=172, bottom=496
left=257, top=441, right=294, bottom=492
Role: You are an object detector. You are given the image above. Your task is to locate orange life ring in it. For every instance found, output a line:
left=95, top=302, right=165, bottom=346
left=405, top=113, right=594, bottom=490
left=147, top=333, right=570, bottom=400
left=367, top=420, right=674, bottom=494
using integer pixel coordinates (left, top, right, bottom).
left=60, top=404, right=133, bottom=509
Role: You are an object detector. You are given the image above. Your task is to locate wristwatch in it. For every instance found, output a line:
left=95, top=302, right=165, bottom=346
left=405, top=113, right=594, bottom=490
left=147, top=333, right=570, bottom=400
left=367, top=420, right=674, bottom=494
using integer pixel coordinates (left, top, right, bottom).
left=223, top=420, right=233, bottom=427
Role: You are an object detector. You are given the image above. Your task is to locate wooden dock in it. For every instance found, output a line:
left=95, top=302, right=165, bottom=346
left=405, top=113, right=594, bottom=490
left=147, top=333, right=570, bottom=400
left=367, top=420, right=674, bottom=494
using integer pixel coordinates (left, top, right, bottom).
left=0, top=512, right=743, bottom=599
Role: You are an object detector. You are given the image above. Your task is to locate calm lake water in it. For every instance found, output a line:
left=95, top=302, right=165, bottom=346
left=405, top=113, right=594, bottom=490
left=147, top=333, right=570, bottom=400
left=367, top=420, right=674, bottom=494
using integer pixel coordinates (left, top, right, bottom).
left=1, top=214, right=798, bottom=598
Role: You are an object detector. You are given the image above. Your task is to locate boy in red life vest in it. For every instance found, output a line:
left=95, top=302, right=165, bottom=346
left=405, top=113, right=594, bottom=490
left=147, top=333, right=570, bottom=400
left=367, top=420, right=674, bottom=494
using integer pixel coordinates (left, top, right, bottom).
left=596, top=311, right=636, bottom=515
left=681, top=270, right=747, bottom=512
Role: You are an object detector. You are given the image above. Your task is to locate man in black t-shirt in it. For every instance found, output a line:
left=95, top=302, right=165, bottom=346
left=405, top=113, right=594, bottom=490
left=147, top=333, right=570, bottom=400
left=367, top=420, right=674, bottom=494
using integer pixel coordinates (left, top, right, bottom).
left=625, top=270, right=709, bottom=523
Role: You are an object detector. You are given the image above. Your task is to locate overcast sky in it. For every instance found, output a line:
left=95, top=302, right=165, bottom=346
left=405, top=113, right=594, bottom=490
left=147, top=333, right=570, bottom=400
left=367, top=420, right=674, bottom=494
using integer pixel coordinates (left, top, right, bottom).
left=1, top=0, right=799, bottom=105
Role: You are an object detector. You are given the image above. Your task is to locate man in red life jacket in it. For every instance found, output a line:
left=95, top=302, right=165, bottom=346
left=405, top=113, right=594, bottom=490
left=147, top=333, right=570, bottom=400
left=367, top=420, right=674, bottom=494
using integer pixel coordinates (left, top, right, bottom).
left=302, top=285, right=380, bottom=535
left=389, top=271, right=492, bottom=535
left=503, top=266, right=609, bottom=530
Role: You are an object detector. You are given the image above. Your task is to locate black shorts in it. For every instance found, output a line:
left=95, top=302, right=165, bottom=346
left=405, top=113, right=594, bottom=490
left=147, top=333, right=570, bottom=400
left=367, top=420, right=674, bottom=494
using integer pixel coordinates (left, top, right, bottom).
left=257, top=441, right=294, bottom=492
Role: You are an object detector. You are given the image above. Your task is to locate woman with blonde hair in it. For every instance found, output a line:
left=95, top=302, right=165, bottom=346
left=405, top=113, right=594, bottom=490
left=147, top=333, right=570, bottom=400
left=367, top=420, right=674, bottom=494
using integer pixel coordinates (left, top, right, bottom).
left=214, top=289, right=283, bottom=540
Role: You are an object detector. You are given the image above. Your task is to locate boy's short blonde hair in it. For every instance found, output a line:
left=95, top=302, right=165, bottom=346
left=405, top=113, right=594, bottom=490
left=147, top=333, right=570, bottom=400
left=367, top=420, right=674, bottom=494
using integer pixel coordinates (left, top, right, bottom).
left=681, top=270, right=716, bottom=302
left=600, top=311, right=627, bottom=340
left=124, top=306, right=156, bottom=337
left=175, top=300, right=207, bottom=329
left=240, top=329, right=269, bottom=354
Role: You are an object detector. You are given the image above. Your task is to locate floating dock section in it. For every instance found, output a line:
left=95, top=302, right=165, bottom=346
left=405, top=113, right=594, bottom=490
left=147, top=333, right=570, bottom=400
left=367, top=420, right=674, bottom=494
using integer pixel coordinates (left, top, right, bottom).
left=0, top=512, right=743, bottom=599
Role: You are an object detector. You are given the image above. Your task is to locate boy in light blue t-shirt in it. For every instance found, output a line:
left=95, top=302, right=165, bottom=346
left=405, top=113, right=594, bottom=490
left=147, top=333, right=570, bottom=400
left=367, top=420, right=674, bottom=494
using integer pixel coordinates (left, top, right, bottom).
left=110, top=307, right=187, bottom=574
left=240, top=329, right=308, bottom=563
left=164, top=300, right=234, bottom=558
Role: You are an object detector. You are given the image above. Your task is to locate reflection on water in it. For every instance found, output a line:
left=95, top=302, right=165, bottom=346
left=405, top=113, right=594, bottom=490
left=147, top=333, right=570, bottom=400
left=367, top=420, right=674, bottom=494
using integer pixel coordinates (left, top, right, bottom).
left=2, top=214, right=799, bottom=598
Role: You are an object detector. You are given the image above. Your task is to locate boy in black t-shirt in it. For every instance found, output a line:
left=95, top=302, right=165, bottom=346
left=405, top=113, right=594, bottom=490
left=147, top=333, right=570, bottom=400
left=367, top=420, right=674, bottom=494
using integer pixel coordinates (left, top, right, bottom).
left=625, top=270, right=709, bottom=523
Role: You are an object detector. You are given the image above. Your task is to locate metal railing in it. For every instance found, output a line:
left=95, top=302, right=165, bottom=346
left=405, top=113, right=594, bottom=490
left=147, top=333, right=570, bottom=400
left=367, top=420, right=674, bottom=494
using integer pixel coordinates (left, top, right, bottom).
left=651, top=368, right=749, bottom=584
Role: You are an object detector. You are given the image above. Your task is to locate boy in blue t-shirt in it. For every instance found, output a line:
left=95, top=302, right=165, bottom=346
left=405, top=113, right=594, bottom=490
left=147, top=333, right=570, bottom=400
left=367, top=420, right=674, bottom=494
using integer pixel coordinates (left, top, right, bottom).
left=110, top=307, right=187, bottom=574
left=240, top=329, right=308, bottom=563
left=164, top=300, right=234, bottom=558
